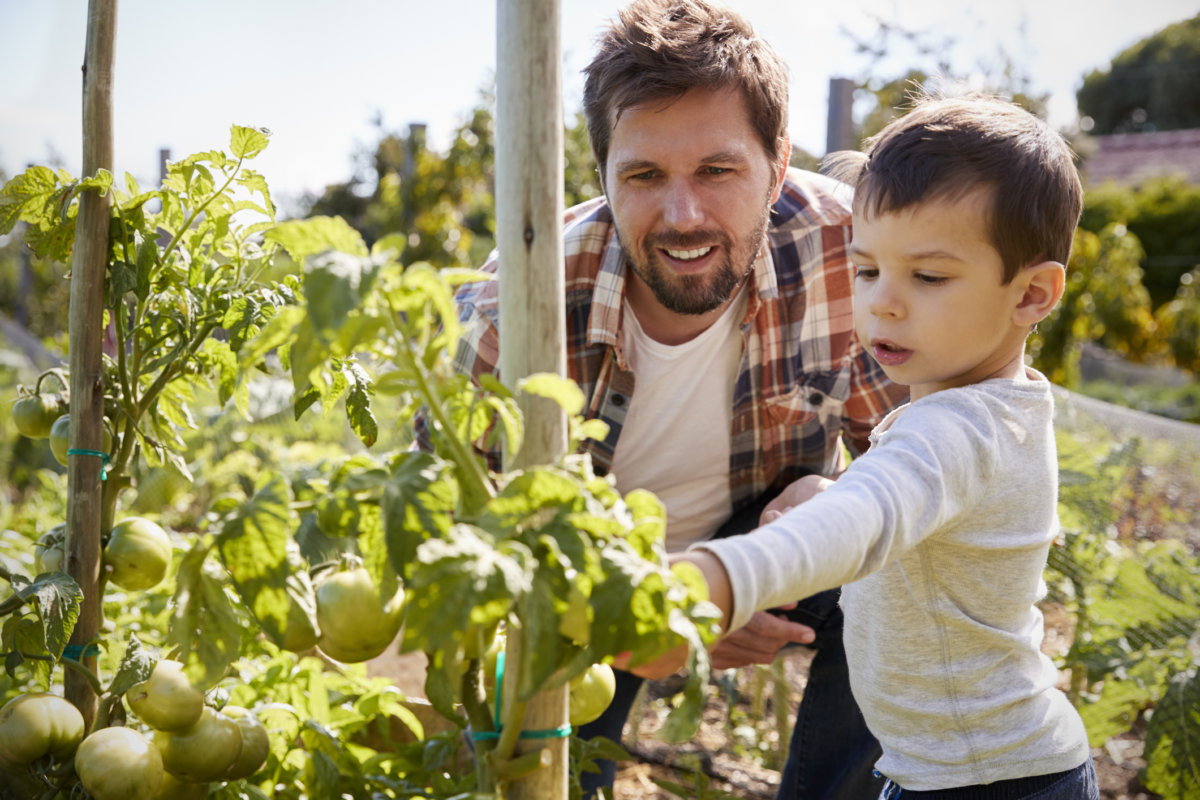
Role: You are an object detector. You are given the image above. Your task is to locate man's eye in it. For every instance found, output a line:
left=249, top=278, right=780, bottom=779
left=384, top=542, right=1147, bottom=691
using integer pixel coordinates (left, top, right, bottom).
left=703, top=166, right=730, bottom=176
left=629, top=170, right=658, bottom=181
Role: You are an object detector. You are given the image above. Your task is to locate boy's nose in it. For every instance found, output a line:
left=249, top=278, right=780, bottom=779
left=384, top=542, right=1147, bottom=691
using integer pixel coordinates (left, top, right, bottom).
left=868, top=282, right=904, bottom=318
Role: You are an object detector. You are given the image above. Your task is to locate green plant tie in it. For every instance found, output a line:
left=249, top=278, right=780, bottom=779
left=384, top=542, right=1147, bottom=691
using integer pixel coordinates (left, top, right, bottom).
left=62, top=643, right=102, bottom=661
left=469, top=651, right=573, bottom=742
left=67, top=449, right=110, bottom=481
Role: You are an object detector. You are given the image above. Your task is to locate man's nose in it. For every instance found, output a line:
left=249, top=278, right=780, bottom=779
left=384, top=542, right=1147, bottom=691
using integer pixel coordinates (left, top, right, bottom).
left=663, top=180, right=704, bottom=230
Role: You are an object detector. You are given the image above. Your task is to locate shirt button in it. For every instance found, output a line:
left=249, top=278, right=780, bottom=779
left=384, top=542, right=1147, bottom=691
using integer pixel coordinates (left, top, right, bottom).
left=809, top=391, right=824, bottom=406
left=611, top=394, right=626, bottom=407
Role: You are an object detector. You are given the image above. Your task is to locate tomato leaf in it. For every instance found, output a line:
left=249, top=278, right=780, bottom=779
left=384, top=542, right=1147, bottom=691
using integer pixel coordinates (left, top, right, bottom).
left=1143, top=666, right=1200, bottom=800
left=382, top=452, right=458, bottom=580
left=216, top=474, right=293, bottom=645
left=230, top=124, right=271, bottom=160
left=265, top=216, right=368, bottom=264
left=18, top=571, right=83, bottom=661
left=108, top=633, right=156, bottom=696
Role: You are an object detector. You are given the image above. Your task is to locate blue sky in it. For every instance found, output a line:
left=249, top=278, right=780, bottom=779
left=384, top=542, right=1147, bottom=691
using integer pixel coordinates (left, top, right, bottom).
left=1, top=0, right=1195, bottom=213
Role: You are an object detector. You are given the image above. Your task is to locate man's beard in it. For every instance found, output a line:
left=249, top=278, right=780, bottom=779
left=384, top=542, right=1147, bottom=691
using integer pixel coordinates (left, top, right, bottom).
left=618, top=203, right=770, bottom=316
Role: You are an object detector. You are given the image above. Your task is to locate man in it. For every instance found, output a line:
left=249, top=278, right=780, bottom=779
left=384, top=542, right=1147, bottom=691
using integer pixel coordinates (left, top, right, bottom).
left=449, top=1, right=906, bottom=797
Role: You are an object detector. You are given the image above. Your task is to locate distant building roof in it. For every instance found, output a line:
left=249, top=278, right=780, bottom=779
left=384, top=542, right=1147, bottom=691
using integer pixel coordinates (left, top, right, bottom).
left=1081, top=128, right=1200, bottom=186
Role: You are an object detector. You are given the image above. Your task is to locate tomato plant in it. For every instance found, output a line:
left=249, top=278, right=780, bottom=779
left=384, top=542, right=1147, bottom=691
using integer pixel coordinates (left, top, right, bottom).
left=125, top=659, right=203, bottom=731
left=0, top=692, right=85, bottom=764
left=568, top=662, right=616, bottom=727
left=154, top=705, right=243, bottom=783
left=103, top=517, right=172, bottom=592
left=0, top=124, right=720, bottom=799
left=74, top=725, right=164, bottom=800
left=11, top=390, right=67, bottom=440
left=314, top=555, right=405, bottom=664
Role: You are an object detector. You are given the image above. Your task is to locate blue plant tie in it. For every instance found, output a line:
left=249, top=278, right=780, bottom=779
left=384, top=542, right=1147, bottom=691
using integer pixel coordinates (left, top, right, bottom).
left=468, top=650, right=573, bottom=742
left=67, top=448, right=110, bottom=481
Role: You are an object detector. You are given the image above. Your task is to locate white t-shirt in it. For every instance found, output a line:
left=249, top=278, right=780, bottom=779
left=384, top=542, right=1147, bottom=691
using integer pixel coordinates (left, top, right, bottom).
left=609, top=284, right=748, bottom=551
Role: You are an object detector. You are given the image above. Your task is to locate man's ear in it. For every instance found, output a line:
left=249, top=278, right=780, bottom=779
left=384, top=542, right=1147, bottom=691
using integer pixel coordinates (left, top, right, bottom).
left=770, top=135, right=791, bottom=203
left=1013, top=261, right=1066, bottom=326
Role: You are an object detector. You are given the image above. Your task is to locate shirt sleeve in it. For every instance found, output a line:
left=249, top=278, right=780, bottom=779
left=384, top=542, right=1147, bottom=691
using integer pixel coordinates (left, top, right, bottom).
left=695, top=393, right=999, bottom=631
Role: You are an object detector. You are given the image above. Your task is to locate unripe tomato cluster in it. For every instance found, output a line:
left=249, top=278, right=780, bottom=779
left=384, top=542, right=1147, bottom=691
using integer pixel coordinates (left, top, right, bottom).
left=0, top=661, right=270, bottom=800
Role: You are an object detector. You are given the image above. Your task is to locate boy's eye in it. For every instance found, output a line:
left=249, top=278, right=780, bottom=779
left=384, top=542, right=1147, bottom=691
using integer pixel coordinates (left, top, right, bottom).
left=916, top=273, right=948, bottom=285
left=853, top=265, right=878, bottom=280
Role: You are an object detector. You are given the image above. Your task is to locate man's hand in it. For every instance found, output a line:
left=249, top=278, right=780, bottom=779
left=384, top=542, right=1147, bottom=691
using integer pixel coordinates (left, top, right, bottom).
left=711, top=608, right=814, bottom=669
left=760, top=474, right=834, bottom=524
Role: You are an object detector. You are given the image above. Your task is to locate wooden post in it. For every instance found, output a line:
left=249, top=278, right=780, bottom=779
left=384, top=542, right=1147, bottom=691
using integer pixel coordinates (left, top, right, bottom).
left=64, top=0, right=117, bottom=729
left=496, top=0, right=568, bottom=797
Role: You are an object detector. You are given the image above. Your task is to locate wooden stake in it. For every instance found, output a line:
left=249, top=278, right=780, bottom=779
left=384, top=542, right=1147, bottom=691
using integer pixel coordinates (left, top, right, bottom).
left=65, top=0, right=117, bottom=729
left=496, top=0, right=568, bottom=796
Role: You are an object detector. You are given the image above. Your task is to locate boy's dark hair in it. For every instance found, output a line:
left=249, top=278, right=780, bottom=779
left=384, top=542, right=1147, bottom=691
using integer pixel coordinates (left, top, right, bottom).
left=582, top=0, right=789, bottom=177
left=827, top=92, right=1083, bottom=283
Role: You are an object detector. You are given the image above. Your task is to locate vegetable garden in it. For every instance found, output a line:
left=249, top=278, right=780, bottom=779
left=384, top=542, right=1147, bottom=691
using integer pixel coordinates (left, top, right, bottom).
left=1, top=3, right=1198, bottom=800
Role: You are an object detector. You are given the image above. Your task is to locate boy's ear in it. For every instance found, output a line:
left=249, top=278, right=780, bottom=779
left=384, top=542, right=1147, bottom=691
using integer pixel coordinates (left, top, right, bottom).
left=1013, top=261, right=1066, bottom=326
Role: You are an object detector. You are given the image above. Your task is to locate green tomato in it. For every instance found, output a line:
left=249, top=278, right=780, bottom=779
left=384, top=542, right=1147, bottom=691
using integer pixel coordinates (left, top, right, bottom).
left=568, top=663, right=617, bottom=727
left=127, top=660, right=204, bottom=732
left=104, top=517, right=173, bottom=591
left=74, top=726, right=164, bottom=800
left=281, top=593, right=321, bottom=652
left=48, top=413, right=114, bottom=466
left=315, top=563, right=405, bottom=663
left=0, top=692, right=85, bottom=764
left=12, top=393, right=66, bottom=439
left=155, top=772, right=210, bottom=799
left=153, top=706, right=243, bottom=783
left=34, top=524, right=67, bottom=574
left=220, top=706, right=269, bottom=779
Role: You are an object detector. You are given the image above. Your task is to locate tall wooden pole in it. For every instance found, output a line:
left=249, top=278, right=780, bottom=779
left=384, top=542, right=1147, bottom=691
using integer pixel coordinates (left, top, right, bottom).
left=65, top=0, right=117, bottom=728
left=496, top=0, right=568, bottom=797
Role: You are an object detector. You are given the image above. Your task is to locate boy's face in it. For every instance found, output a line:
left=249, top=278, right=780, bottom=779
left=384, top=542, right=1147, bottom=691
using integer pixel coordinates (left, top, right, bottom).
left=849, top=189, right=1034, bottom=401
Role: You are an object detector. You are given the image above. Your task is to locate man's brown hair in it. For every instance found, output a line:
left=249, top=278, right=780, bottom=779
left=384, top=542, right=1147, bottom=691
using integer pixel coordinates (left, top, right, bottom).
left=582, top=0, right=790, bottom=176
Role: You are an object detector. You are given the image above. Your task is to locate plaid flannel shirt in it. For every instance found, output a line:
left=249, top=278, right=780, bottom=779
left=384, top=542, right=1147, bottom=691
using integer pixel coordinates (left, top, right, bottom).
left=448, top=168, right=905, bottom=516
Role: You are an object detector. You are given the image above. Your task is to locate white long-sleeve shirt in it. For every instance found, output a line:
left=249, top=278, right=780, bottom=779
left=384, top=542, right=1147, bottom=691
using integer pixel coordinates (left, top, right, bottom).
left=694, top=370, right=1090, bottom=790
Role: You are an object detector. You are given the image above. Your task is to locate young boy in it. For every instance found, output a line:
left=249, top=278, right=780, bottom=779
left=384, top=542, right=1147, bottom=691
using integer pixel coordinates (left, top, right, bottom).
left=673, top=94, right=1098, bottom=798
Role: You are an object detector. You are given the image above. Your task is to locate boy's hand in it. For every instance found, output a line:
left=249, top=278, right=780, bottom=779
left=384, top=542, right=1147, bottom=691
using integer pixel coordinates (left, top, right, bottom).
left=613, top=551, right=814, bottom=678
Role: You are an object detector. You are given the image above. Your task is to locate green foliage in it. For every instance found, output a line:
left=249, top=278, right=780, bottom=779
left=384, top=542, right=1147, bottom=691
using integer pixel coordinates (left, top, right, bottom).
left=1, top=127, right=721, bottom=797
left=1029, top=226, right=1162, bottom=386
left=1079, top=176, right=1200, bottom=311
left=303, top=99, right=602, bottom=271
left=1048, top=425, right=1200, bottom=796
left=1077, top=14, right=1200, bottom=135
left=1155, top=268, right=1200, bottom=374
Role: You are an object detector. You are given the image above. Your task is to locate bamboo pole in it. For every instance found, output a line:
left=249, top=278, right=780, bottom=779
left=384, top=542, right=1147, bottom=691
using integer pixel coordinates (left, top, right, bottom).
left=496, top=0, right=568, bottom=796
left=64, top=0, right=117, bottom=729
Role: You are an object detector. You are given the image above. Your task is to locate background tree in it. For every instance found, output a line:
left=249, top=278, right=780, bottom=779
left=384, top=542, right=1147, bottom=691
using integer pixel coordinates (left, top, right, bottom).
left=1079, top=176, right=1200, bottom=309
left=1076, top=14, right=1200, bottom=135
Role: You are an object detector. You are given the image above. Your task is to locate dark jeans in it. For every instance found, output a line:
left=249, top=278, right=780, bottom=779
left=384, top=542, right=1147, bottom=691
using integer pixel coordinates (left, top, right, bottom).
left=877, top=757, right=1098, bottom=800
left=578, top=493, right=883, bottom=800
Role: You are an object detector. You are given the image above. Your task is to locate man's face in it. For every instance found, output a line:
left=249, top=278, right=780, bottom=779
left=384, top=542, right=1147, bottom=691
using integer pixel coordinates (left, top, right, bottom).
left=603, top=86, right=785, bottom=317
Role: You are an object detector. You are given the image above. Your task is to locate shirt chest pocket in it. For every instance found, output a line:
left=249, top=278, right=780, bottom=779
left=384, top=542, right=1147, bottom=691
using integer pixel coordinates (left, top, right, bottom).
left=764, top=368, right=850, bottom=427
